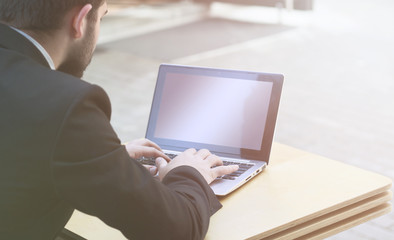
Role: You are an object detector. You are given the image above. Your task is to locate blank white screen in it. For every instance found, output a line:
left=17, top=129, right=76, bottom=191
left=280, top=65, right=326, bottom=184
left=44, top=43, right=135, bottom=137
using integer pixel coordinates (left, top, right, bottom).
left=154, top=73, right=273, bottom=150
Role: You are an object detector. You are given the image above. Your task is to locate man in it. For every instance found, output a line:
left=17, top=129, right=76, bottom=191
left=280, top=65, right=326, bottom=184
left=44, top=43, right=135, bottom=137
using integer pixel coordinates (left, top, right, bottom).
left=0, top=1, right=238, bottom=239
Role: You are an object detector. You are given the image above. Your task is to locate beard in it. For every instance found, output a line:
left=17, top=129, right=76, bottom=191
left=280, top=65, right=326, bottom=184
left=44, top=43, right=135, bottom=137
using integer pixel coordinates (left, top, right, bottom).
left=57, top=23, right=96, bottom=78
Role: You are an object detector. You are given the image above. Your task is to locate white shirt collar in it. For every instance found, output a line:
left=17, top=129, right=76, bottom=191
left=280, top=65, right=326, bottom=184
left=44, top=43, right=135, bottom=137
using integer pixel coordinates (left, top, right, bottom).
left=11, top=27, right=56, bottom=70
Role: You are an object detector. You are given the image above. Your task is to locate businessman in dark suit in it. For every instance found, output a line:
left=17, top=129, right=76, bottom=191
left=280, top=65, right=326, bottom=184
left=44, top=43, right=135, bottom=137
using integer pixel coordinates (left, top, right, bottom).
left=0, top=1, right=238, bottom=239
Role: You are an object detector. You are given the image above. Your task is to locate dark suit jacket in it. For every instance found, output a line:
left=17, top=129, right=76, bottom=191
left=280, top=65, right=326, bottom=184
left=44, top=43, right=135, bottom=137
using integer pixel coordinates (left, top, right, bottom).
left=0, top=23, right=221, bottom=240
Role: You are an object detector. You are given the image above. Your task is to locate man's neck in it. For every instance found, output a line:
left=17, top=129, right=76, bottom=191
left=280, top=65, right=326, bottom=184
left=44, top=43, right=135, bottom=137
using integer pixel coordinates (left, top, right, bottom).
left=21, top=28, right=69, bottom=70
left=11, top=27, right=56, bottom=70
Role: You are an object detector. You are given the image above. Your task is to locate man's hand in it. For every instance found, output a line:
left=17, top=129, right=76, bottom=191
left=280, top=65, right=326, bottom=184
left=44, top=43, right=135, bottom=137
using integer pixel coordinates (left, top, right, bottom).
left=125, top=138, right=171, bottom=176
left=156, top=148, right=239, bottom=184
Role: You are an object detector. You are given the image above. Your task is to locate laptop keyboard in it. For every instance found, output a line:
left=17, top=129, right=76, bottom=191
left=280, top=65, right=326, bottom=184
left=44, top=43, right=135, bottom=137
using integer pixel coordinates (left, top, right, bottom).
left=136, top=153, right=254, bottom=180
left=218, top=161, right=254, bottom=180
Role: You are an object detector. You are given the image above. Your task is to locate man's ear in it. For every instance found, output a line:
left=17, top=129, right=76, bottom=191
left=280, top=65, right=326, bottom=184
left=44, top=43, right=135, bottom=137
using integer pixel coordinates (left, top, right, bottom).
left=72, top=4, right=93, bottom=39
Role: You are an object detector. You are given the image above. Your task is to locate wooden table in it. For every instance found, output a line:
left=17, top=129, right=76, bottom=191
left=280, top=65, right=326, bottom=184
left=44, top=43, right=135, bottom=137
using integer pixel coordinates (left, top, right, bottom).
left=66, top=143, right=392, bottom=239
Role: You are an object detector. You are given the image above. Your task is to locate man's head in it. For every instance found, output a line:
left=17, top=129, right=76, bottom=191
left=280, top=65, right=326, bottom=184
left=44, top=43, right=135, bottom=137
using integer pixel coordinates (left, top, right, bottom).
left=0, top=0, right=105, bottom=31
left=0, top=0, right=108, bottom=78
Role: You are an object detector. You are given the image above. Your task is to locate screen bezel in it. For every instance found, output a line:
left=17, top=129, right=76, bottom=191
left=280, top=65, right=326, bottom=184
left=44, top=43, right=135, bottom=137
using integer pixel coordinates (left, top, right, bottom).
left=145, top=64, right=283, bottom=163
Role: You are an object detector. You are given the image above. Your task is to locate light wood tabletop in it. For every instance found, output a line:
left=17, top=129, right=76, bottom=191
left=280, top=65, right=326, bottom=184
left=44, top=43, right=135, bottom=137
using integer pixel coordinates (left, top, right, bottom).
left=66, top=143, right=392, bottom=239
left=205, top=143, right=392, bottom=240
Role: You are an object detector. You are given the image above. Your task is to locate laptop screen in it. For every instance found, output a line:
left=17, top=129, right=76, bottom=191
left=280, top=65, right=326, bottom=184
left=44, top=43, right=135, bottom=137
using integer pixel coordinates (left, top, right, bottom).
left=146, top=64, right=283, bottom=162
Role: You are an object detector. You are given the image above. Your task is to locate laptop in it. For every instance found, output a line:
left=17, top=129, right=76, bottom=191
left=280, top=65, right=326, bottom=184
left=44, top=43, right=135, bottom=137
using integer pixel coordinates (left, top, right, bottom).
left=138, top=64, right=284, bottom=196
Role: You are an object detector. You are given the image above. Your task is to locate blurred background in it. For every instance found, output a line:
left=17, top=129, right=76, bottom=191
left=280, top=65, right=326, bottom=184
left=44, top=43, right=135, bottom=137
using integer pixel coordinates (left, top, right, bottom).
left=84, top=0, right=394, bottom=238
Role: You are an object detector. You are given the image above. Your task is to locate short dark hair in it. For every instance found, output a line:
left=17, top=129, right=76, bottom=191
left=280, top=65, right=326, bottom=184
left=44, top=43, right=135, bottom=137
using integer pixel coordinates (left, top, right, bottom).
left=0, top=0, right=105, bottom=31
